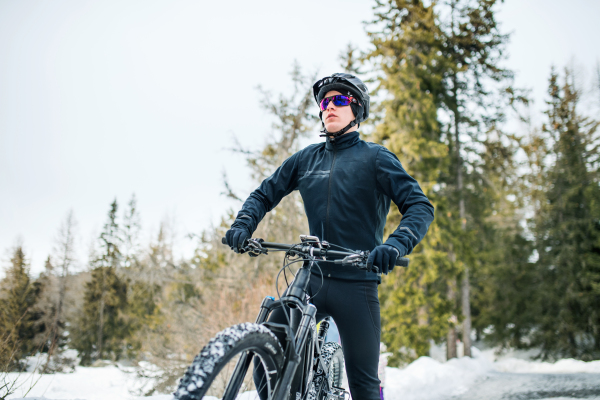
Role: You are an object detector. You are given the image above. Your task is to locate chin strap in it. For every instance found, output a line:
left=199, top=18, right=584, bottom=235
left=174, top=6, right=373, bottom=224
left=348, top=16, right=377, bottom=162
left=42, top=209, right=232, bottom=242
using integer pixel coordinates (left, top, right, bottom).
left=319, top=119, right=358, bottom=140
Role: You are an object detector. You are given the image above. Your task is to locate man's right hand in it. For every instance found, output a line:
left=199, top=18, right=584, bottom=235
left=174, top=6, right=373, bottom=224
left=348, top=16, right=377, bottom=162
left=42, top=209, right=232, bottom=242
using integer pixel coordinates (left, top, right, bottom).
left=225, top=228, right=250, bottom=253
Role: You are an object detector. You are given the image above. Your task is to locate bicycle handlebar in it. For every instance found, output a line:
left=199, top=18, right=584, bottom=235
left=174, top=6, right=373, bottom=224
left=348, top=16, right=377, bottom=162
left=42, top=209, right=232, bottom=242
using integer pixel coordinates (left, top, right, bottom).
left=221, top=237, right=409, bottom=268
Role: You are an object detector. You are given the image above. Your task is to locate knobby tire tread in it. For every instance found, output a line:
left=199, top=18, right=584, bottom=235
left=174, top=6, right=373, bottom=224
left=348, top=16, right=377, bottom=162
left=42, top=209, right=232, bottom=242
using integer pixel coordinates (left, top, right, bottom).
left=308, top=342, right=344, bottom=400
left=174, top=323, right=284, bottom=400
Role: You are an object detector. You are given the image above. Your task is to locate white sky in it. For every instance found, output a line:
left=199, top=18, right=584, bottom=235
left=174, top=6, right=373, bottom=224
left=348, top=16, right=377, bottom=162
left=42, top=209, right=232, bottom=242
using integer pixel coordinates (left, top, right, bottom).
left=1, top=0, right=599, bottom=275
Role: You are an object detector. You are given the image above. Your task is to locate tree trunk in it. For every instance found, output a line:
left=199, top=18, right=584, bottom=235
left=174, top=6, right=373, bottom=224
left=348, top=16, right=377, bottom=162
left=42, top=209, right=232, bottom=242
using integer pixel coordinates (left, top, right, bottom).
left=447, top=277, right=457, bottom=360
left=457, top=129, right=472, bottom=357
left=453, top=67, right=472, bottom=358
left=461, top=268, right=472, bottom=356
left=97, top=268, right=105, bottom=361
left=418, top=277, right=428, bottom=327
left=48, top=277, right=64, bottom=358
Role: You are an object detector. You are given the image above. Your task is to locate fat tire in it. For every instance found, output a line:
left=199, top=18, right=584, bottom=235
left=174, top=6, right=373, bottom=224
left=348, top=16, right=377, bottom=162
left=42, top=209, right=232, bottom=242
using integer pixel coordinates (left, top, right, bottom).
left=308, top=342, right=344, bottom=400
left=174, top=322, right=284, bottom=400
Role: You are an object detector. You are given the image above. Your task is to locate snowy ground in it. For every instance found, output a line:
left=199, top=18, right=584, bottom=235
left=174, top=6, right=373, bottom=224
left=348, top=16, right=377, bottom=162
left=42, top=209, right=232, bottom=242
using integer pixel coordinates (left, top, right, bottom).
left=6, top=347, right=600, bottom=400
left=384, top=347, right=600, bottom=400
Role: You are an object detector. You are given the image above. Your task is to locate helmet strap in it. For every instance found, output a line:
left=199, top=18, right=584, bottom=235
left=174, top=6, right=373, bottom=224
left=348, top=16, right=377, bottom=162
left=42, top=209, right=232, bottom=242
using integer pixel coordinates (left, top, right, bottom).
left=319, top=119, right=358, bottom=140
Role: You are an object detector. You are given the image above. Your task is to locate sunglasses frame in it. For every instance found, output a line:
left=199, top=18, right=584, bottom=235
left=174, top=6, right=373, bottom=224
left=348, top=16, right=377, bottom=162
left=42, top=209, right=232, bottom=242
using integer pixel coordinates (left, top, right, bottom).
left=319, top=95, right=358, bottom=111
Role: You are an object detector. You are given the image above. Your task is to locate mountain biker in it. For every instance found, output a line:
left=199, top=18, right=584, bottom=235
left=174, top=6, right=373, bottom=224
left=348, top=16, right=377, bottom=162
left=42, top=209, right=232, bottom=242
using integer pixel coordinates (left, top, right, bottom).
left=225, top=73, right=434, bottom=400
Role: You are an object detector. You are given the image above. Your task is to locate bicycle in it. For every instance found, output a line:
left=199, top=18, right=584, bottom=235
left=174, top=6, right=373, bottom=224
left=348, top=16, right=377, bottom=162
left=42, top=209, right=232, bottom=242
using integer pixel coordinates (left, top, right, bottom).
left=174, top=235, right=409, bottom=400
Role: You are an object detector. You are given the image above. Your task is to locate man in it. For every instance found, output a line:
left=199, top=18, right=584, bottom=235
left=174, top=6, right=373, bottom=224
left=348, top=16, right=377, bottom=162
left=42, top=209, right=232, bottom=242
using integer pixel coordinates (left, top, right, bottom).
left=226, top=73, right=434, bottom=400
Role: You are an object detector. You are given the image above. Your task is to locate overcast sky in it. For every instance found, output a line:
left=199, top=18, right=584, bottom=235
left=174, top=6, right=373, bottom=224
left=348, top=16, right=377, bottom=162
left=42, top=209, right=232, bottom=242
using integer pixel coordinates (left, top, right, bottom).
left=1, top=0, right=599, bottom=275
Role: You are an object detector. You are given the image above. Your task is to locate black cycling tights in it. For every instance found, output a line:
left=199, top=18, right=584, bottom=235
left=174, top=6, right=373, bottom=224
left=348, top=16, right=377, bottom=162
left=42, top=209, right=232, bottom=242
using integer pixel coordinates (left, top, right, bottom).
left=254, top=276, right=381, bottom=400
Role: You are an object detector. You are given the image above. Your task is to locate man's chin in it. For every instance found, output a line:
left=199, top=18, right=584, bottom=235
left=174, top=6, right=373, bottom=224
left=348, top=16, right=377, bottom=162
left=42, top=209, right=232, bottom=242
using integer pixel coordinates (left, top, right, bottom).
left=324, top=123, right=343, bottom=133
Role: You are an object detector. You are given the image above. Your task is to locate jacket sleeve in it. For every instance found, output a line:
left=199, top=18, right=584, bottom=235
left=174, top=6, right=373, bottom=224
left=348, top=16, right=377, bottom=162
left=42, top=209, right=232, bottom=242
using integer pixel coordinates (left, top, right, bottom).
left=231, top=151, right=301, bottom=233
left=375, top=147, right=435, bottom=256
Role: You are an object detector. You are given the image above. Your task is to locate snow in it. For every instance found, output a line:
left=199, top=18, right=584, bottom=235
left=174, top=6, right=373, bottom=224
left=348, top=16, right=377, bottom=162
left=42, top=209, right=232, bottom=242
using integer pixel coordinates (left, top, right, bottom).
left=6, top=347, right=600, bottom=400
left=5, top=363, right=165, bottom=400
left=494, top=357, right=600, bottom=374
left=384, top=347, right=494, bottom=400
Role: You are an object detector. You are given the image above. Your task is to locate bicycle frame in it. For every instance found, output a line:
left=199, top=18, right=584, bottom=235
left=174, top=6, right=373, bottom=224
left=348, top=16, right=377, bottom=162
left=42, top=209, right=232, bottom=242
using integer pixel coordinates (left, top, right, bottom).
left=242, top=256, right=331, bottom=400
left=220, top=235, right=408, bottom=399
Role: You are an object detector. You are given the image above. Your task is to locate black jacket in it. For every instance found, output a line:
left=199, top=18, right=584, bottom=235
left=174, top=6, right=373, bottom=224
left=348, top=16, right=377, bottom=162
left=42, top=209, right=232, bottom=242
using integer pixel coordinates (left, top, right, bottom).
left=232, top=131, right=435, bottom=281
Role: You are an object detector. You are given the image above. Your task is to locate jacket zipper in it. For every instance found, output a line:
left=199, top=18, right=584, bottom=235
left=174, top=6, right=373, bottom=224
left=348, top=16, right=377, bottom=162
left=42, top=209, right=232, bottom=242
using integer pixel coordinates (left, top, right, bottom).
left=325, top=145, right=337, bottom=241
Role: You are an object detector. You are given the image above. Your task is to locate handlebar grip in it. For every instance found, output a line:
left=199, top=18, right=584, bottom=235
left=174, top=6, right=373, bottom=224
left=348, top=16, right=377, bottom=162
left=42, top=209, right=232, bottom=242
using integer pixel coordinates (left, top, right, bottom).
left=396, top=257, right=409, bottom=268
left=221, top=237, right=227, bottom=245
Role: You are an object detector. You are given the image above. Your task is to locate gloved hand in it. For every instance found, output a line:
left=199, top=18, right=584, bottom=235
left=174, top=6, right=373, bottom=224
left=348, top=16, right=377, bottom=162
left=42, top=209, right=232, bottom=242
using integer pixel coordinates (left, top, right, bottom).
left=367, top=245, right=400, bottom=274
left=225, top=228, right=251, bottom=253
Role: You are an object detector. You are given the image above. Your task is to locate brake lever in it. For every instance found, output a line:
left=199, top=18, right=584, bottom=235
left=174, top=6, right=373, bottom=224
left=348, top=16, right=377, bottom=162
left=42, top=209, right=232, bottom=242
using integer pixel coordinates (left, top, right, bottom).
left=240, top=238, right=268, bottom=256
left=334, top=254, right=379, bottom=273
left=356, top=261, right=378, bottom=273
left=334, top=254, right=361, bottom=265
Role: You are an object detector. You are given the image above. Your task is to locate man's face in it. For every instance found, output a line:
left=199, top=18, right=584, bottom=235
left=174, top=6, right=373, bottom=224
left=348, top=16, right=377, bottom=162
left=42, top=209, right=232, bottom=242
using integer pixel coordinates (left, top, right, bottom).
left=322, top=90, right=358, bottom=134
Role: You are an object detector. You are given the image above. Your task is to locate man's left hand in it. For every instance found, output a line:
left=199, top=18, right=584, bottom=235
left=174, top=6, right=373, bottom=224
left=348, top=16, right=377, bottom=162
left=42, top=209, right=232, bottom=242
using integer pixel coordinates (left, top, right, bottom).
left=367, top=245, right=400, bottom=274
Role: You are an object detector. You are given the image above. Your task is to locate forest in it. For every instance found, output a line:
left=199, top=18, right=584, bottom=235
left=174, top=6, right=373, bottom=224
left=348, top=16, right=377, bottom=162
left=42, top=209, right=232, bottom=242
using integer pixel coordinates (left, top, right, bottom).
left=1, top=0, right=599, bottom=396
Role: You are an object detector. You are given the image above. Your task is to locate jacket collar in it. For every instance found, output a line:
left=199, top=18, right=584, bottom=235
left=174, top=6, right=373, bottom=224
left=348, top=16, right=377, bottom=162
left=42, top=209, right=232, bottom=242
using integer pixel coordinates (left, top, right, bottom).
left=325, top=131, right=361, bottom=151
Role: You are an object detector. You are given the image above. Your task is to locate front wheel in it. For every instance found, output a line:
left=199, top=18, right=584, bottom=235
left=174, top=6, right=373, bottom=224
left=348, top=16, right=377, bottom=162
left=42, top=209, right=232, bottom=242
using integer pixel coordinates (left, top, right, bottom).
left=308, top=342, right=344, bottom=400
left=174, top=323, right=284, bottom=400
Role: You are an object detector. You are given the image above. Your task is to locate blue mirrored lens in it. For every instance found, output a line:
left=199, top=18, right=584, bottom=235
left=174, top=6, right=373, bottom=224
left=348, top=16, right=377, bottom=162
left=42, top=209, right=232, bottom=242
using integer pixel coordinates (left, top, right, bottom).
left=320, top=95, right=351, bottom=110
left=332, top=95, right=351, bottom=107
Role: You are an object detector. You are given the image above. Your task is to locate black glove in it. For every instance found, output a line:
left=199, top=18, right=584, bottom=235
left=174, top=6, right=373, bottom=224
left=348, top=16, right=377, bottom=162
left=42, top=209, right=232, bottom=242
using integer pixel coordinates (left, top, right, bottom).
left=366, top=245, right=400, bottom=274
left=225, top=228, right=250, bottom=253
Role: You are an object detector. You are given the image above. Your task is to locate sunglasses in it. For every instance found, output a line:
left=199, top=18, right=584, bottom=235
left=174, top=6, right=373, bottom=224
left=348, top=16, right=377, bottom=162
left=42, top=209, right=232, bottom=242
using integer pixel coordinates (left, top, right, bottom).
left=319, top=95, right=358, bottom=111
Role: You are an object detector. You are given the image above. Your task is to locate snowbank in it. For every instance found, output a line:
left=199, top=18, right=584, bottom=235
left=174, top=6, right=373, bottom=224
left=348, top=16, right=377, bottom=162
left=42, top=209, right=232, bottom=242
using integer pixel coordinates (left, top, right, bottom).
left=384, top=347, right=493, bottom=400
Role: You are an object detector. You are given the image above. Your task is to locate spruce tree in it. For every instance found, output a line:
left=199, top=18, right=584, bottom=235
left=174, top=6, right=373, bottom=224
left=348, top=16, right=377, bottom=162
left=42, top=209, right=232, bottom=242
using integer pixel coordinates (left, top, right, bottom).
left=72, top=200, right=129, bottom=364
left=531, top=69, right=600, bottom=360
left=440, top=0, right=527, bottom=357
left=366, top=0, right=459, bottom=364
left=30, top=256, right=58, bottom=355
left=366, top=0, right=523, bottom=361
left=122, top=224, right=167, bottom=361
left=0, top=247, right=41, bottom=369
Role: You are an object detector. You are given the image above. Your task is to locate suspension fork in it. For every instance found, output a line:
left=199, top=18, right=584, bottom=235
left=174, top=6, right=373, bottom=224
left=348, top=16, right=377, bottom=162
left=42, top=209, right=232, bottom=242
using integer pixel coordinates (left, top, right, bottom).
left=255, top=259, right=318, bottom=400
left=256, top=296, right=277, bottom=324
left=222, top=296, right=279, bottom=400
left=272, top=303, right=317, bottom=400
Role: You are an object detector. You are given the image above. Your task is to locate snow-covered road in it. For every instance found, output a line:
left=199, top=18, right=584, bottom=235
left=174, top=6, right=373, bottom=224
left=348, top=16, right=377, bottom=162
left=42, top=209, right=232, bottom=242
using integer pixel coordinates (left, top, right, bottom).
left=454, top=372, right=600, bottom=400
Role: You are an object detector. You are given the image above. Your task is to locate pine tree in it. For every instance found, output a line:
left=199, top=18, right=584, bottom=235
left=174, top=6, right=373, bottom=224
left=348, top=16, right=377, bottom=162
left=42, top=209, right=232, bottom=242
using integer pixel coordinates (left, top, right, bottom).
left=530, top=68, right=600, bottom=360
left=366, top=0, right=524, bottom=361
left=30, top=256, right=58, bottom=355
left=0, top=247, right=41, bottom=369
left=122, top=223, right=168, bottom=361
left=72, top=200, right=130, bottom=364
left=468, top=135, right=535, bottom=349
left=365, top=0, right=458, bottom=364
left=440, top=0, right=527, bottom=358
